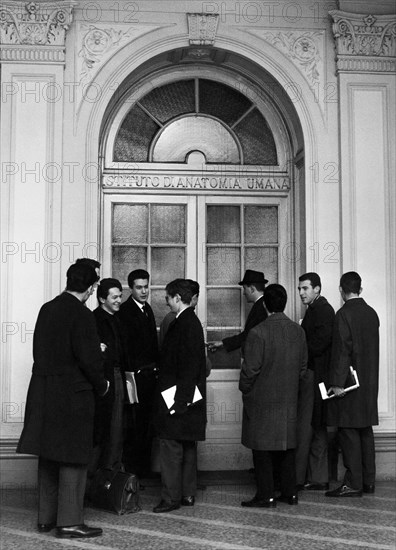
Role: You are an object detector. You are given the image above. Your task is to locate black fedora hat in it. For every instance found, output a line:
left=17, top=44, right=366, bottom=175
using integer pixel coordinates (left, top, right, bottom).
left=239, top=270, right=268, bottom=285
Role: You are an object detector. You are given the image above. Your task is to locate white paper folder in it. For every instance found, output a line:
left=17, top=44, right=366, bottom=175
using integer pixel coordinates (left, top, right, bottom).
left=125, top=371, right=139, bottom=404
left=319, top=366, right=359, bottom=400
left=161, top=385, right=203, bottom=412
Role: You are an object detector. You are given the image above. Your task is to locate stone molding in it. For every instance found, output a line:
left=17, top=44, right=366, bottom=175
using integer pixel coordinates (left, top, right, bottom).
left=0, top=1, right=75, bottom=63
left=187, top=13, right=219, bottom=46
left=330, top=10, right=396, bottom=73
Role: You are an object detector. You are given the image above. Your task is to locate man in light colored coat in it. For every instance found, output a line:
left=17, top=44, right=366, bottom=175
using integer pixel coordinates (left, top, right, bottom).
left=239, top=284, right=307, bottom=507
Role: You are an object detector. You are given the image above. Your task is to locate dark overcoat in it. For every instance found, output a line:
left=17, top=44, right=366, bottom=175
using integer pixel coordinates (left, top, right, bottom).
left=118, top=296, right=159, bottom=370
left=301, top=295, right=335, bottom=427
left=17, top=292, right=107, bottom=464
left=93, top=306, right=128, bottom=445
left=327, top=298, right=380, bottom=428
left=154, top=307, right=207, bottom=441
left=223, top=296, right=267, bottom=353
left=239, top=313, right=308, bottom=451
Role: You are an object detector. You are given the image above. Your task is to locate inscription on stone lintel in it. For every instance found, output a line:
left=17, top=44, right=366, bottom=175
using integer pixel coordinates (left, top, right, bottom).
left=103, top=175, right=290, bottom=191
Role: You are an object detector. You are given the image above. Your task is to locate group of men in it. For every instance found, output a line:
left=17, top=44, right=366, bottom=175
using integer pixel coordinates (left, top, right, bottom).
left=17, top=261, right=207, bottom=537
left=17, top=261, right=380, bottom=538
left=209, top=269, right=379, bottom=508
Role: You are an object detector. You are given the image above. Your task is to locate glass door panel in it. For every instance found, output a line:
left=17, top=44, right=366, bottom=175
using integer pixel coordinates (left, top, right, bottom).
left=103, top=194, right=196, bottom=324
left=104, top=193, right=289, bottom=367
left=198, top=195, right=288, bottom=370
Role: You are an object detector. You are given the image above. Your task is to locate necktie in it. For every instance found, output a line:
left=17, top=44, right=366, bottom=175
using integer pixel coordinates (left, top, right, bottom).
left=142, top=304, right=148, bottom=317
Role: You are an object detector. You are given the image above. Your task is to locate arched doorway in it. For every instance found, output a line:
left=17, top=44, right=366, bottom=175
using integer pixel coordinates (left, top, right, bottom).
left=100, top=49, right=305, bottom=468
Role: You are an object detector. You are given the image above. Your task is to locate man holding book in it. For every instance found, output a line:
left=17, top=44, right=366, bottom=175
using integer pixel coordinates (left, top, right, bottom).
left=153, top=279, right=207, bottom=513
left=326, top=272, right=380, bottom=497
left=296, top=273, right=335, bottom=491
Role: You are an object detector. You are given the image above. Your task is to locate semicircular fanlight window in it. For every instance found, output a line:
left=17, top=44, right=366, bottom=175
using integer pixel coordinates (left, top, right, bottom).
left=113, top=79, right=277, bottom=165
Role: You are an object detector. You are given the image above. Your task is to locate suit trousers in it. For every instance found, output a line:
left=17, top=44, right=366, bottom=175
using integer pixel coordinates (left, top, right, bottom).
left=295, top=369, right=314, bottom=484
left=38, top=457, right=87, bottom=526
left=159, top=438, right=197, bottom=504
left=253, top=448, right=296, bottom=499
left=339, top=426, right=376, bottom=489
left=123, top=369, right=157, bottom=476
left=307, top=425, right=329, bottom=484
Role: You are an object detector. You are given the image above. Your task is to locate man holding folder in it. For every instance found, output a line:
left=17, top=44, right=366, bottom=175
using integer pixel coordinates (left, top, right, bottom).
left=326, top=272, right=380, bottom=497
left=153, top=279, right=207, bottom=513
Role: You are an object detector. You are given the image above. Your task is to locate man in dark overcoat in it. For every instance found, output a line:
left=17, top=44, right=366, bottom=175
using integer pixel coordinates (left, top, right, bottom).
left=118, top=269, right=159, bottom=477
left=208, top=269, right=268, bottom=355
left=239, top=284, right=307, bottom=508
left=326, top=271, right=380, bottom=497
left=153, top=279, right=207, bottom=513
left=17, top=263, right=108, bottom=538
left=296, top=273, right=335, bottom=490
left=91, top=278, right=127, bottom=473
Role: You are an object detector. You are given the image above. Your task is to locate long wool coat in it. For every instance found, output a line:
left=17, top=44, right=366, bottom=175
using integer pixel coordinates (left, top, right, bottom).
left=17, top=292, right=107, bottom=464
left=239, top=313, right=307, bottom=451
left=301, top=295, right=335, bottom=427
left=154, top=307, right=207, bottom=441
left=327, top=298, right=380, bottom=428
left=223, top=295, right=267, bottom=353
left=93, top=306, right=128, bottom=446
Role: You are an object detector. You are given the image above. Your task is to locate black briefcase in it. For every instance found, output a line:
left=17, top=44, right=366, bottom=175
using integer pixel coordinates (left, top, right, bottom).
left=89, top=468, right=141, bottom=515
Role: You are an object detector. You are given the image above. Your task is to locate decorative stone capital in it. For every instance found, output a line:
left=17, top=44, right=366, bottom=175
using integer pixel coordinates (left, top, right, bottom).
left=0, top=1, right=76, bottom=62
left=329, top=10, right=396, bottom=73
left=1, top=1, right=76, bottom=45
left=187, top=13, right=219, bottom=46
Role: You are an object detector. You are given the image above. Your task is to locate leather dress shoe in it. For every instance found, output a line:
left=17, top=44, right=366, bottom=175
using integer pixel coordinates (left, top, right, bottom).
left=276, top=494, right=298, bottom=505
left=153, top=500, right=180, bottom=513
left=241, top=497, right=276, bottom=508
left=325, top=484, right=362, bottom=497
left=56, top=524, right=103, bottom=538
left=363, top=484, right=375, bottom=494
left=296, top=484, right=305, bottom=492
left=304, top=482, right=329, bottom=491
left=37, top=522, right=55, bottom=533
left=181, top=496, right=195, bottom=506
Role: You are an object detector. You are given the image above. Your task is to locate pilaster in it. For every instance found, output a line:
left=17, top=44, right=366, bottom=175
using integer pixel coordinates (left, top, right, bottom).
left=330, top=10, right=396, bottom=433
left=0, top=2, right=75, bottom=444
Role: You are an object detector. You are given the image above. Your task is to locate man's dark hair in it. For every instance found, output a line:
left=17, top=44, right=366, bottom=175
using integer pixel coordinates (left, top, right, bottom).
left=97, top=278, right=122, bottom=301
left=66, top=263, right=98, bottom=292
left=186, top=279, right=200, bottom=296
left=340, top=271, right=361, bottom=294
left=75, top=258, right=101, bottom=270
left=250, top=282, right=265, bottom=293
left=264, top=283, right=287, bottom=312
left=128, top=269, right=150, bottom=288
left=166, top=279, right=193, bottom=305
left=299, top=272, right=321, bottom=290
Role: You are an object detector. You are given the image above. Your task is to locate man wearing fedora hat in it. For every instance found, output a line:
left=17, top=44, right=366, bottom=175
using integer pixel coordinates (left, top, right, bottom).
left=208, top=270, right=268, bottom=356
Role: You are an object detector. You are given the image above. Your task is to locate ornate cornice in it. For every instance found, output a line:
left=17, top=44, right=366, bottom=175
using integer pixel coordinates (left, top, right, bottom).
left=330, top=10, right=396, bottom=73
left=187, top=13, right=219, bottom=46
left=0, top=1, right=76, bottom=63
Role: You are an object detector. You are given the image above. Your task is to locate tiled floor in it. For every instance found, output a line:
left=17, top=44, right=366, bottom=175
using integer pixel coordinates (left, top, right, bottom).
left=1, top=472, right=395, bottom=550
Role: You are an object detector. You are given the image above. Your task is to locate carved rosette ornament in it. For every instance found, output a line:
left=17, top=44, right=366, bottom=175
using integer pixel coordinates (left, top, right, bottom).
left=187, top=13, right=219, bottom=46
left=0, top=1, right=76, bottom=63
left=330, top=10, right=396, bottom=73
left=78, top=25, right=131, bottom=86
left=261, top=31, right=323, bottom=88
